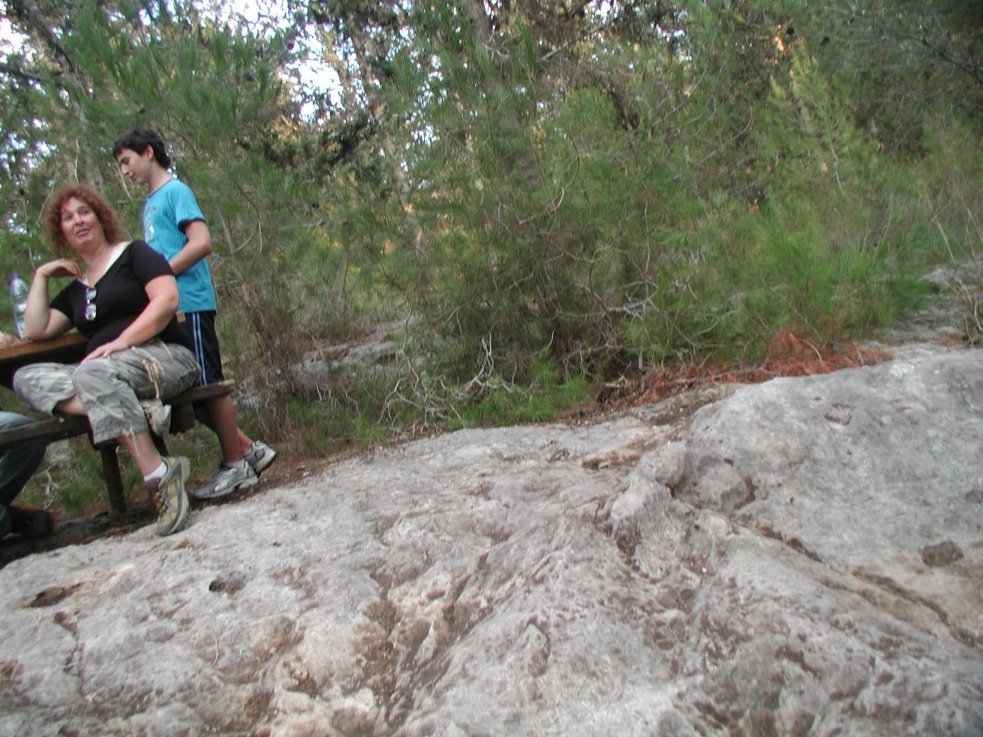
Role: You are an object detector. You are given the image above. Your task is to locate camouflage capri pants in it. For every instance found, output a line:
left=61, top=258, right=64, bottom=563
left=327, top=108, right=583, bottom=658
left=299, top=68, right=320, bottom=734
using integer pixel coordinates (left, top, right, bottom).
left=13, top=339, right=200, bottom=446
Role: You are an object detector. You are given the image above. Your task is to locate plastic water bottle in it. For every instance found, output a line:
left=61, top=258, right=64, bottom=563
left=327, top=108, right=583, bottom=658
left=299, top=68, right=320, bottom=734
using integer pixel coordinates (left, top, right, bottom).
left=8, top=271, right=29, bottom=339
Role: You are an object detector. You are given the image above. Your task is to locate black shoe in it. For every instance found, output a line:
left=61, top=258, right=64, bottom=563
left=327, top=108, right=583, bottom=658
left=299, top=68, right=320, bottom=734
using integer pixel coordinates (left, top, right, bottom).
left=8, top=507, right=55, bottom=538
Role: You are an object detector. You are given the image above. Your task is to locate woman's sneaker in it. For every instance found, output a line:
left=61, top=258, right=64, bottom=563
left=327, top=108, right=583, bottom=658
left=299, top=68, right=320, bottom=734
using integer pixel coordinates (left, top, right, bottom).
left=244, top=440, right=277, bottom=476
left=151, top=457, right=191, bottom=536
left=192, top=460, right=258, bottom=501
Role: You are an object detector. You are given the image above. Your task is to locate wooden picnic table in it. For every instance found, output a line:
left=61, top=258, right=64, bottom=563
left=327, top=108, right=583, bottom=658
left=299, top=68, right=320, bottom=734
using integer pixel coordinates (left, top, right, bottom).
left=0, top=332, right=88, bottom=387
left=0, top=332, right=234, bottom=514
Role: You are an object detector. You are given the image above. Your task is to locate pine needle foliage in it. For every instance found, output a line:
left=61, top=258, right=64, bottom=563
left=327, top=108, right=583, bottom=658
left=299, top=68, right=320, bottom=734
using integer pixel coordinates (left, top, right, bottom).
left=0, top=0, right=980, bottom=481
left=359, top=0, right=979, bottom=389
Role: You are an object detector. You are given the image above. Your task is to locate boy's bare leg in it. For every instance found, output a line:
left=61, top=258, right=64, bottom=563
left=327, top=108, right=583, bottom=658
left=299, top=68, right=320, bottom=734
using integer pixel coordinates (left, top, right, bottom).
left=201, top=394, right=252, bottom=463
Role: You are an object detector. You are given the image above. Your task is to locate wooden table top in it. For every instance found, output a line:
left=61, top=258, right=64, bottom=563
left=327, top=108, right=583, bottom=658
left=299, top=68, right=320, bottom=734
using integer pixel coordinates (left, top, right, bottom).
left=0, top=333, right=87, bottom=388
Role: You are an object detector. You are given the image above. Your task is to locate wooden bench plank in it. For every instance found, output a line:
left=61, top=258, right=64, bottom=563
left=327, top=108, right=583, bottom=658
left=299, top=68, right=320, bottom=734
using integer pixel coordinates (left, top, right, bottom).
left=0, top=416, right=128, bottom=515
left=0, top=414, right=91, bottom=446
left=171, top=380, right=236, bottom=404
left=0, top=380, right=237, bottom=516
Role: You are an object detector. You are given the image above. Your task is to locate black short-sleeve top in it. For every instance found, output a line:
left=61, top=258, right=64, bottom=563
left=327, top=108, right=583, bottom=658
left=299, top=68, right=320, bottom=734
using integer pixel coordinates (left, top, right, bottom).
left=50, top=240, right=194, bottom=354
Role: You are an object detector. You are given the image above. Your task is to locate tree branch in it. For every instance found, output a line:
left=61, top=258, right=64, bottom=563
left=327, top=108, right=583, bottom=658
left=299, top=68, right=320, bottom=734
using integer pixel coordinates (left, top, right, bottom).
left=0, top=60, right=44, bottom=86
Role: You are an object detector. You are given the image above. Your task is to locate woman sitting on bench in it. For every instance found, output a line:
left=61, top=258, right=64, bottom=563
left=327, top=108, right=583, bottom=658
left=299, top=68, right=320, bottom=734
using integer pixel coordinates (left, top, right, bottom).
left=12, top=184, right=200, bottom=536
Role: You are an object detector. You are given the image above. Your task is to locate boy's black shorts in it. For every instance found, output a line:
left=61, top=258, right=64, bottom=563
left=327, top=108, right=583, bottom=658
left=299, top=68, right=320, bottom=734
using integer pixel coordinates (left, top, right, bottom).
left=181, top=310, right=226, bottom=386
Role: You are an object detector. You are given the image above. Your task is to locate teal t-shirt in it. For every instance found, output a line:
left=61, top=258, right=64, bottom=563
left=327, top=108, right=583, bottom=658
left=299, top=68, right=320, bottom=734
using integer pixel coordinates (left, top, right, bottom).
left=142, top=177, right=217, bottom=313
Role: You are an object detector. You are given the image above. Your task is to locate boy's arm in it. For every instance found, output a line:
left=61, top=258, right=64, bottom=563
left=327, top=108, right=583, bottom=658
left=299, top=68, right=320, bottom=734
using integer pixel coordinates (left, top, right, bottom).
left=168, top=219, right=213, bottom=275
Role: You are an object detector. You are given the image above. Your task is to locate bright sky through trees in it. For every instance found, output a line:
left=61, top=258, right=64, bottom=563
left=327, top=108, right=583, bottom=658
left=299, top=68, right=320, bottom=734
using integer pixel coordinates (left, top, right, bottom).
left=1, top=1, right=340, bottom=119
left=211, top=0, right=342, bottom=116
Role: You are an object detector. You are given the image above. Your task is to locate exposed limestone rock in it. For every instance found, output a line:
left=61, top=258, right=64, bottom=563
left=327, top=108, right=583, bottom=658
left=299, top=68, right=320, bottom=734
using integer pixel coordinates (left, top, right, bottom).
left=0, top=344, right=980, bottom=737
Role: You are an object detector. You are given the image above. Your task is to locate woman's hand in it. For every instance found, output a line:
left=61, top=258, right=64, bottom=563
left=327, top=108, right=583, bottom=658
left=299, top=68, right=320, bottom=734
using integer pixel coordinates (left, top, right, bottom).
left=34, top=259, right=82, bottom=281
left=84, top=337, right=129, bottom=361
left=82, top=275, right=179, bottom=361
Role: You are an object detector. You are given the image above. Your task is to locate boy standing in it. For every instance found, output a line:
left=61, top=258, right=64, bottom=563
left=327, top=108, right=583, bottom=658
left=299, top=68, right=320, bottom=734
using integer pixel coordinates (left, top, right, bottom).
left=113, top=127, right=276, bottom=499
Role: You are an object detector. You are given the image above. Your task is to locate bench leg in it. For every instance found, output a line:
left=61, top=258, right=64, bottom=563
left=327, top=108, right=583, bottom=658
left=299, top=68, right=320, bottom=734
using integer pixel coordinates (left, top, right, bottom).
left=100, top=445, right=127, bottom=515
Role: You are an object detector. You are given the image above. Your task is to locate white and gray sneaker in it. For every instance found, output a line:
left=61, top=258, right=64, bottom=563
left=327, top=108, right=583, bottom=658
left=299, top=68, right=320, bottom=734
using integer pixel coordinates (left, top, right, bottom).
left=191, top=460, right=258, bottom=501
left=244, top=440, right=277, bottom=475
